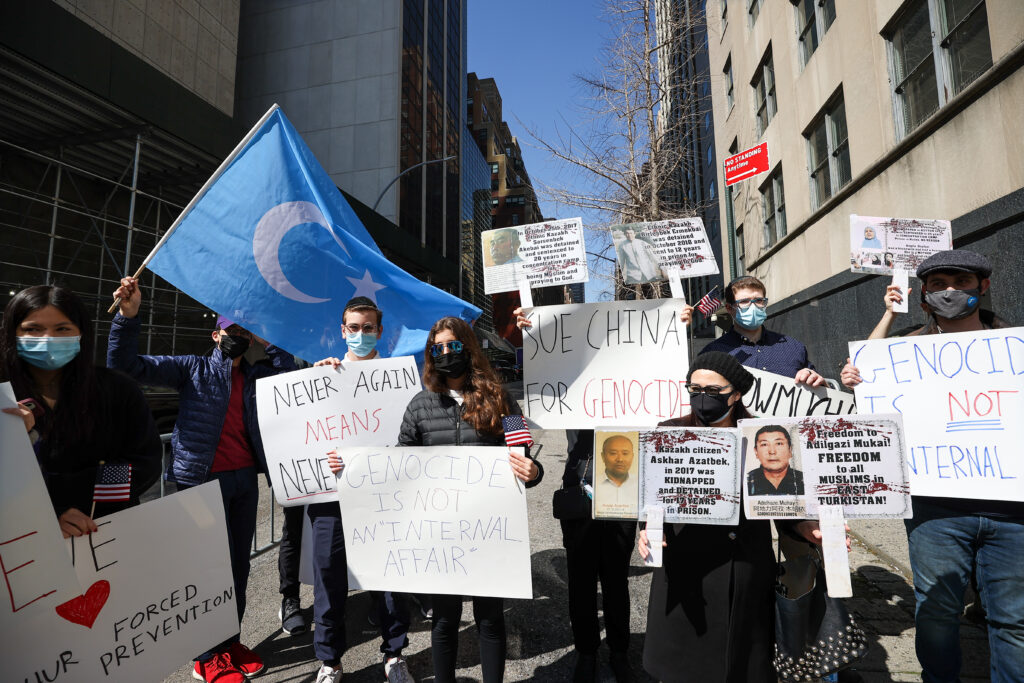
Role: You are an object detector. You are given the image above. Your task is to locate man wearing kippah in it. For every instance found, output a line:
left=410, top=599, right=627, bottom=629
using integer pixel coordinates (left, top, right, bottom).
left=109, top=276, right=297, bottom=682
left=841, top=249, right=1022, bottom=682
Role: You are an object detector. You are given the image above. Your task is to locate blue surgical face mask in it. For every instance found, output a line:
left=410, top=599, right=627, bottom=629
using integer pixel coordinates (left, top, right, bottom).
left=16, top=336, right=81, bottom=370
left=734, top=304, right=767, bottom=330
left=345, top=331, right=378, bottom=358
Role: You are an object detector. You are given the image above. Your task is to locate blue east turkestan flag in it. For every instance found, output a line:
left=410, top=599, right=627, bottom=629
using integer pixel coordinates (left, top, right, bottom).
left=145, top=105, right=480, bottom=361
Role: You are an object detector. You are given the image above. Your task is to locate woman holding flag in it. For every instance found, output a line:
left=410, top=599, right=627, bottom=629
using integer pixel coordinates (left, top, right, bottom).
left=0, top=285, right=162, bottom=535
left=396, top=316, right=543, bottom=683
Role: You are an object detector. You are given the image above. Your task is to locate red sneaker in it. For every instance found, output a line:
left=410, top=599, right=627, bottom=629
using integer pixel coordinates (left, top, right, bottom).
left=192, top=653, right=245, bottom=682
left=226, top=642, right=265, bottom=678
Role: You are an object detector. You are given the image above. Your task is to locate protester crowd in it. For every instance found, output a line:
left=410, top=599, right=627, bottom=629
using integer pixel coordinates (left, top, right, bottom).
left=1, top=247, right=1020, bottom=683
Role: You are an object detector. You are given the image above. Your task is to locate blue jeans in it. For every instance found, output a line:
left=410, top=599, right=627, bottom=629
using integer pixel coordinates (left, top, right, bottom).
left=905, top=499, right=1024, bottom=682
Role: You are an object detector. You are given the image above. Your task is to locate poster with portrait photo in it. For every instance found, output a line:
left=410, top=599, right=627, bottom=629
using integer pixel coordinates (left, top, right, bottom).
left=849, top=215, right=952, bottom=275
left=482, top=218, right=589, bottom=294
left=592, top=430, right=641, bottom=520
left=612, top=218, right=720, bottom=285
left=738, top=420, right=806, bottom=519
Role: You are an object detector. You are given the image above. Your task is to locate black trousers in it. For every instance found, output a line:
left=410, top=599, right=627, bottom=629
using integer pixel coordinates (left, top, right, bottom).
left=431, top=594, right=505, bottom=683
left=278, top=503, right=304, bottom=600
left=562, top=517, right=637, bottom=654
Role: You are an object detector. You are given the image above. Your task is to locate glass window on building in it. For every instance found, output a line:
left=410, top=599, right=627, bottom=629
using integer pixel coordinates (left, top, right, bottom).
left=490, top=162, right=499, bottom=174
left=748, top=0, right=763, bottom=26
left=797, top=0, right=837, bottom=65
left=888, top=0, right=991, bottom=137
left=709, top=179, right=717, bottom=200
left=735, top=224, right=745, bottom=275
left=807, top=94, right=851, bottom=208
left=721, top=0, right=728, bottom=29
left=752, top=49, right=776, bottom=136
left=724, top=56, right=734, bottom=110
left=760, top=167, right=786, bottom=248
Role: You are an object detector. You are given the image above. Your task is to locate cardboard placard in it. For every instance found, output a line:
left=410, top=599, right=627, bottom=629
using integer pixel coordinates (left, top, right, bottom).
left=739, top=416, right=912, bottom=519
left=850, top=329, right=1024, bottom=501
left=482, top=218, right=588, bottom=294
left=256, top=359, right=422, bottom=506
left=522, top=300, right=689, bottom=429
left=7, top=483, right=238, bottom=682
left=335, top=446, right=532, bottom=599
left=612, top=218, right=720, bottom=284
left=849, top=215, right=952, bottom=276
left=744, top=368, right=857, bottom=418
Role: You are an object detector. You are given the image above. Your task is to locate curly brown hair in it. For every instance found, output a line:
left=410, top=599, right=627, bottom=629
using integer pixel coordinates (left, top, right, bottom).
left=423, top=317, right=510, bottom=435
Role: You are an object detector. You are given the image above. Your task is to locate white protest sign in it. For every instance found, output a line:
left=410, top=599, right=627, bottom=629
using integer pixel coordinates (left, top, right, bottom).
left=850, top=329, right=1024, bottom=500
left=638, top=427, right=741, bottom=525
left=482, top=218, right=588, bottom=294
left=739, top=416, right=912, bottom=519
left=744, top=368, right=857, bottom=417
left=0, top=383, right=82, bottom=628
left=7, top=482, right=238, bottom=682
left=335, top=446, right=532, bottom=599
left=522, top=300, right=689, bottom=429
left=612, top=218, right=719, bottom=285
left=256, top=358, right=422, bottom=506
left=849, top=214, right=952, bottom=276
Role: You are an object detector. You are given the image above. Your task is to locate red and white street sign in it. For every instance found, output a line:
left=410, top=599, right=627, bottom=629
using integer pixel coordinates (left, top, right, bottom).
left=724, top=142, right=770, bottom=186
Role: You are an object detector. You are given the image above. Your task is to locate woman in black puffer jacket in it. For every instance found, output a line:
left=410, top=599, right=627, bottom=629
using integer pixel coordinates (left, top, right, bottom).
left=398, top=316, right=543, bottom=683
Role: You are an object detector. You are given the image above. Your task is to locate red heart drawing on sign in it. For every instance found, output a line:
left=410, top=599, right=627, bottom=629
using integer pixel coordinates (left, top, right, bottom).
left=55, top=580, right=111, bottom=628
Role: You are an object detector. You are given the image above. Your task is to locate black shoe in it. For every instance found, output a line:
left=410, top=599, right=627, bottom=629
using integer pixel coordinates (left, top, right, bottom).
left=573, top=652, right=597, bottom=683
left=279, top=596, right=307, bottom=635
left=609, top=651, right=631, bottom=683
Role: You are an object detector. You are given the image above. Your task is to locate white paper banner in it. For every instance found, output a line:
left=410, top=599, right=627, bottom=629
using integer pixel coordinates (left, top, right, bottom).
left=335, top=446, right=532, bottom=599
left=0, top=383, right=82, bottom=629
left=482, top=218, right=588, bottom=294
left=739, top=416, right=912, bottom=519
left=7, top=483, right=238, bottom=682
left=850, top=328, right=1024, bottom=501
left=744, top=368, right=857, bottom=417
left=612, top=218, right=720, bottom=284
left=849, top=214, right=952, bottom=276
left=522, top=300, right=690, bottom=428
left=256, top=358, right=422, bottom=506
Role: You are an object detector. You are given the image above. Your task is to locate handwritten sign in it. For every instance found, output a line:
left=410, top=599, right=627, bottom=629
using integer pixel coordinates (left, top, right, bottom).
left=612, top=218, right=719, bottom=284
left=256, top=358, right=422, bottom=506
left=638, top=428, right=741, bottom=525
left=849, top=214, right=952, bottom=275
left=482, top=218, right=588, bottom=294
left=739, top=416, right=912, bottom=519
left=850, top=329, right=1024, bottom=501
left=7, top=482, right=238, bottom=682
left=522, top=300, right=689, bottom=428
left=0, top=383, right=82, bottom=629
left=335, top=446, right=532, bottom=599
left=744, top=368, right=857, bottom=417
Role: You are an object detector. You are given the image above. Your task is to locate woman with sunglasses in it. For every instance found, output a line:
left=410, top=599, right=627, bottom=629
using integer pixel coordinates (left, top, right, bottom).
left=397, top=316, right=543, bottom=683
left=1, top=285, right=162, bottom=537
left=638, top=352, right=832, bottom=683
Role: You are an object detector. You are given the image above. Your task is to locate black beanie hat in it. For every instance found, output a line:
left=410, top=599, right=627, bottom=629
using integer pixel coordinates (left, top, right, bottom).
left=687, top=351, right=754, bottom=394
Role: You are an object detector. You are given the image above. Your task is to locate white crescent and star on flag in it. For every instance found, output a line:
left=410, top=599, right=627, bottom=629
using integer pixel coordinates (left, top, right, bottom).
left=251, top=200, right=387, bottom=305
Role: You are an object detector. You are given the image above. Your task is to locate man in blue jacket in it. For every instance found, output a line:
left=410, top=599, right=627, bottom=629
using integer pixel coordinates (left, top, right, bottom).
left=108, top=276, right=296, bottom=683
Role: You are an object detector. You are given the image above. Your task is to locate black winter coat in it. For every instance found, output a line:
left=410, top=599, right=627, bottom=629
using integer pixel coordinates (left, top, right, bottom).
left=397, top=389, right=543, bottom=488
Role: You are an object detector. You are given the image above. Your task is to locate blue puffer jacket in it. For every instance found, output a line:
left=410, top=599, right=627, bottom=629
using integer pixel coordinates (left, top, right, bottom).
left=107, top=313, right=297, bottom=486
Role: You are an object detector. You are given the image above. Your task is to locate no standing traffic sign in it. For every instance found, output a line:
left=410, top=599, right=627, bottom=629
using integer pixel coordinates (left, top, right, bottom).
left=724, top=142, right=770, bottom=186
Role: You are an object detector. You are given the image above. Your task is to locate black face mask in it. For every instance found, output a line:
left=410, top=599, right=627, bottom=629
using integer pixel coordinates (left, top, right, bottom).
left=434, top=350, right=470, bottom=378
left=923, top=288, right=981, bottom=321
left=690, top=392, right=733, bottom=425
left=219, top=334, right=251, bottom=359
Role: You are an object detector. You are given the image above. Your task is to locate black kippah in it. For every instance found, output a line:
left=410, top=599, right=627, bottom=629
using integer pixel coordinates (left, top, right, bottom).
left=688, top=351, right=754, bottom=394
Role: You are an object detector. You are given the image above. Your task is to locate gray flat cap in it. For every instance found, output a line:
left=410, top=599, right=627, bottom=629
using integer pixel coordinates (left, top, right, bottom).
left=916, top=249, right=992, bottom=280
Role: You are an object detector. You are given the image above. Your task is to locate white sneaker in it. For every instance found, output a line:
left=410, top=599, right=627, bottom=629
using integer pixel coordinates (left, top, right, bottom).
left=315, top=663, right=342, bottom=683
left=384, top=656, right=414, bottom=683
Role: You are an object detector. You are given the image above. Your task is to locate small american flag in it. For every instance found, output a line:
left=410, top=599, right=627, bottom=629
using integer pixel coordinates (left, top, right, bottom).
left=502, top=415, right=534, bottom=447
left=695, top=287, right=722, bottom=318
left=93, top=464, right=132, bottom=502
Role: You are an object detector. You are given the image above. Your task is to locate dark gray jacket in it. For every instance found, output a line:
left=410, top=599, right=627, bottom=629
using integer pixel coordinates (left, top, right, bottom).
left=398, top=388, right=543, bottom=487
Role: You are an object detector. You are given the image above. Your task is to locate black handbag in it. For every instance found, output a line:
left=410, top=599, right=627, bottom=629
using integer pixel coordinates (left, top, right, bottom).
left=552, top=454, right=593, bottom=520
left=773, top=543, right=867, bottom=680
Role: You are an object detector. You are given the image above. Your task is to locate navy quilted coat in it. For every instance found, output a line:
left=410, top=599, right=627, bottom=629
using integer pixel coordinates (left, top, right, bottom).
left=106, top=313, right=297, bottom=486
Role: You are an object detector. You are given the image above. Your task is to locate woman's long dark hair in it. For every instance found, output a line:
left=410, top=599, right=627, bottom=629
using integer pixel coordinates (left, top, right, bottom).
left=422, top=317, right=510, bottom=435
left=0, top=285, right=99, bottom=442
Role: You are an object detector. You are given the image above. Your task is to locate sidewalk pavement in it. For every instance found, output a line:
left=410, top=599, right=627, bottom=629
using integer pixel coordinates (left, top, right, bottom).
left=164, top=427, right=992, bottom=682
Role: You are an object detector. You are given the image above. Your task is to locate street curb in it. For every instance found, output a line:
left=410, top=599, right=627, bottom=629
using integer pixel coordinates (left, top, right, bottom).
left=849, top=529, right=913, bottom=580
